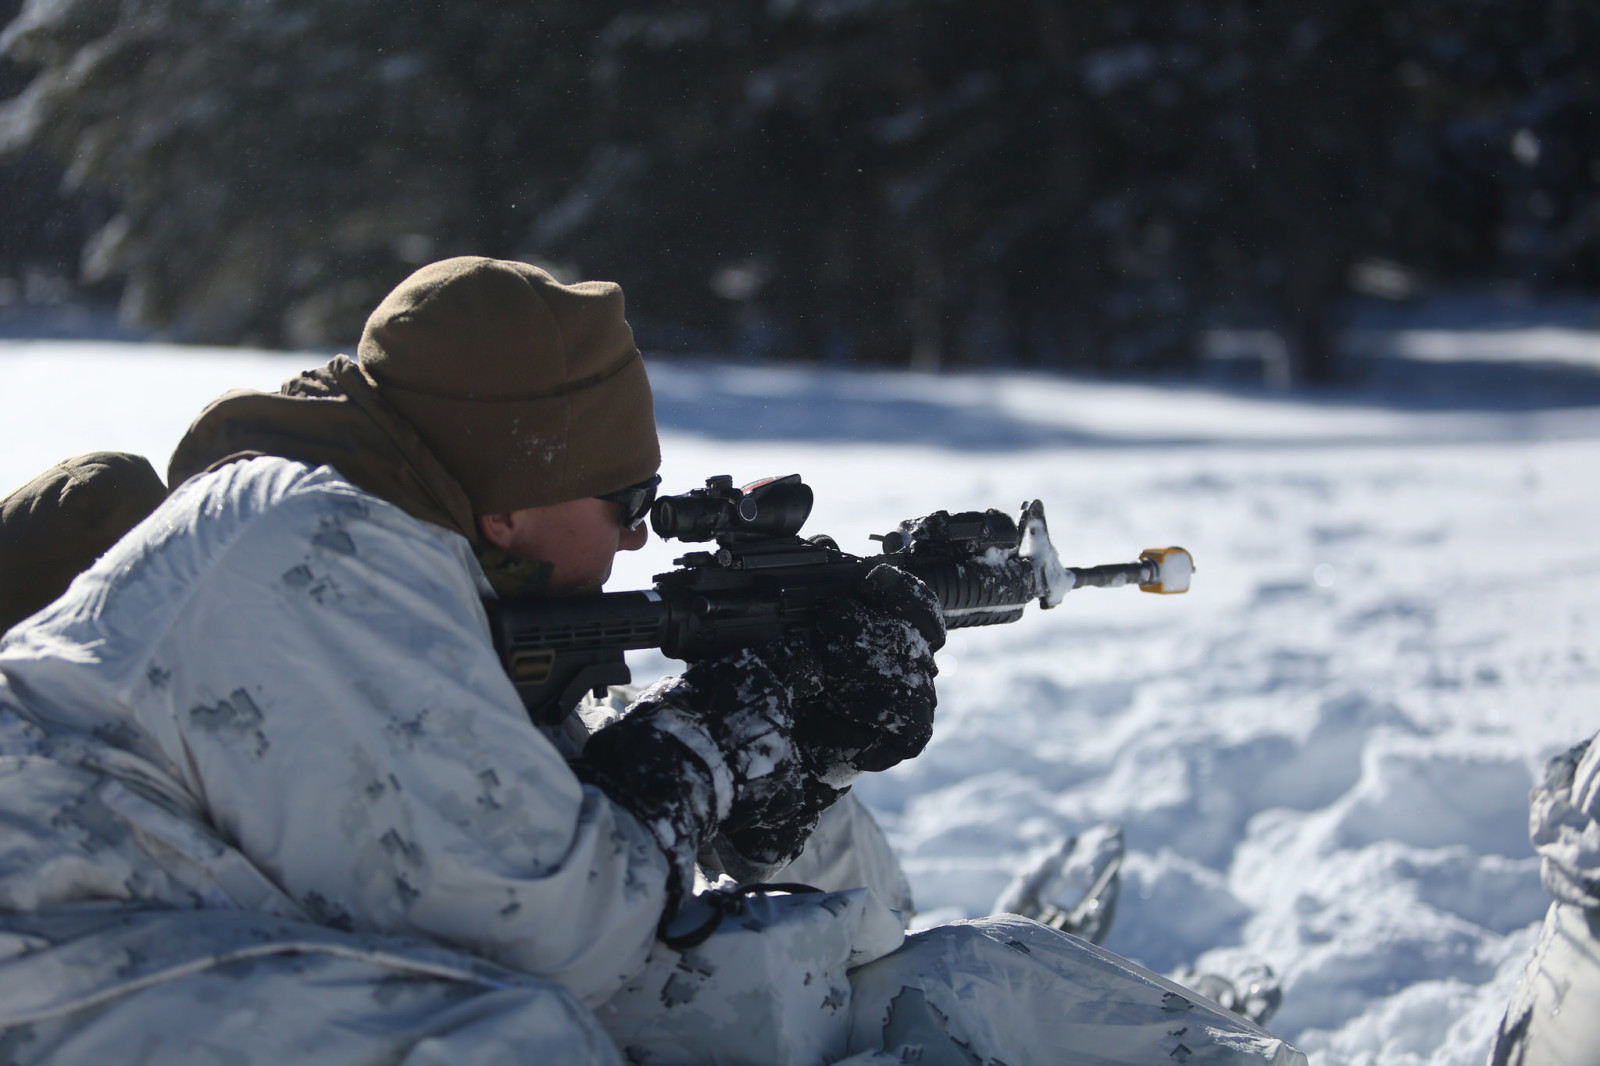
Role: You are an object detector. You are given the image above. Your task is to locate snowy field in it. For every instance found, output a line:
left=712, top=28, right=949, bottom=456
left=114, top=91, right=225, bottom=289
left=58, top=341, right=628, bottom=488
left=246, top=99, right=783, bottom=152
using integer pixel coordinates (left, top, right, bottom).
left=5, top=330, right=1600, bottom=1065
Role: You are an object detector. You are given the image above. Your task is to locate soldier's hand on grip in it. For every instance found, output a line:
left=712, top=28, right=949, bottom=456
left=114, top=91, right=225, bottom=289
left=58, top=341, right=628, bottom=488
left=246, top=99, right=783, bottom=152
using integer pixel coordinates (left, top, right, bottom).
left=798, top=563, right=946, bottom=779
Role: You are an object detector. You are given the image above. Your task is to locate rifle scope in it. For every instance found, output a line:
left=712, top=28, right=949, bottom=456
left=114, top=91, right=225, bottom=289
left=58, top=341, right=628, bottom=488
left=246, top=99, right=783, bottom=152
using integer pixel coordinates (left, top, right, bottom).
left=650, top=474, right=814, bottom=543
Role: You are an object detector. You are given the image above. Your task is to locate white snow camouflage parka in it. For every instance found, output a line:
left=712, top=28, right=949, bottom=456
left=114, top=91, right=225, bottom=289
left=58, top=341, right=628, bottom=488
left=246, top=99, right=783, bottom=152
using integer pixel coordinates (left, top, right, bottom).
left=0, top=456, right=684, bottom=1062
left=1489, top=735, right=1600, bottom=1065
left=0, top=456, right=1307, bottom=1065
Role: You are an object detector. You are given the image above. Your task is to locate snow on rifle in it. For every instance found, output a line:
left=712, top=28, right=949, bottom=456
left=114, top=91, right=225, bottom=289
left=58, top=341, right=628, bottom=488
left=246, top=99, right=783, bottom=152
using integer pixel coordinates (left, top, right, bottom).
left=487, top=474, right=1194, bottom=724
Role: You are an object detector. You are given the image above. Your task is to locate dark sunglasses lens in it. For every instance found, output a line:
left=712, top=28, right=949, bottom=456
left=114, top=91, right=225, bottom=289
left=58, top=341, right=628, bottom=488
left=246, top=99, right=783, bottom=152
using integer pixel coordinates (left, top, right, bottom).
left=619, top=490, right=651, bottom=528
left=599, top=476, right=660, bottom=530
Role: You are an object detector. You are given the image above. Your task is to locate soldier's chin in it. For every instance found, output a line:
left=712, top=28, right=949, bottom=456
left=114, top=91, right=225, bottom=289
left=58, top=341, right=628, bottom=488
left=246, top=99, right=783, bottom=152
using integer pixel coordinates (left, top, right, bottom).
left=551, top=568, right=611, bottom=597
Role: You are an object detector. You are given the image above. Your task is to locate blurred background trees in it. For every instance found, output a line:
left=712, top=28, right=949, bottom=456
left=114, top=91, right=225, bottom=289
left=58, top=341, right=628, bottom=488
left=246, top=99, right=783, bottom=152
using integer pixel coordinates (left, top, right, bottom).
left=1, top=0, right=1596, bottom=383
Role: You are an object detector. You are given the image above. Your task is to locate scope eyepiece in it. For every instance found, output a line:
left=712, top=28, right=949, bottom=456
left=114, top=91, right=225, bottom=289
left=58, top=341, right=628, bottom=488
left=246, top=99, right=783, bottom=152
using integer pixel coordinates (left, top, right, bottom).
left=650, top=474, right=814, bottom=543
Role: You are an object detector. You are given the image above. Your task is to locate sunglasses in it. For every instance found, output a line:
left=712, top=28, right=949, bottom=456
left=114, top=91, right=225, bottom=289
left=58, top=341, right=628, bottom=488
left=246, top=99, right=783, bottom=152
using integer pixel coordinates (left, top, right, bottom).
left=596, top=474, right=661, bottom=530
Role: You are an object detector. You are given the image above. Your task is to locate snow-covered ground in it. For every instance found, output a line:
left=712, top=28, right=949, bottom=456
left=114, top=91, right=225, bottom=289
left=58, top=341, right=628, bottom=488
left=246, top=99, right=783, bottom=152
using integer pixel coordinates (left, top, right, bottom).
left=5, top=329, right=1600, bottom=1065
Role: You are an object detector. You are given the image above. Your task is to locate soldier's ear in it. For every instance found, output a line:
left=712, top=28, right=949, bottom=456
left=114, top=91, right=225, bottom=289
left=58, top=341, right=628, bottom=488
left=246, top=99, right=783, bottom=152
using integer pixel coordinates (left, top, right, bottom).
left=476, top=512, right=517, bottom=550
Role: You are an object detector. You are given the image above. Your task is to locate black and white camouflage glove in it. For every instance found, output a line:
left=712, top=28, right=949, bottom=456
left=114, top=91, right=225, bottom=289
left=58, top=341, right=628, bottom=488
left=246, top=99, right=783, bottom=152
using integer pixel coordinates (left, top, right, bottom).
left=573, top=640, right=836, bottom=898
left=575, top=563, right=945, bottom=898
left=794, top=563, right=947, bottom=782
left=715, top=563, right=945, bottom=880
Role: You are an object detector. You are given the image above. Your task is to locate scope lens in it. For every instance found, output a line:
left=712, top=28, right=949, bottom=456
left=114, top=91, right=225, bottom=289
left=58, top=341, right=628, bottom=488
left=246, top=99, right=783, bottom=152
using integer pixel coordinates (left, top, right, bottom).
left=650, top=495, right=722, bottom=541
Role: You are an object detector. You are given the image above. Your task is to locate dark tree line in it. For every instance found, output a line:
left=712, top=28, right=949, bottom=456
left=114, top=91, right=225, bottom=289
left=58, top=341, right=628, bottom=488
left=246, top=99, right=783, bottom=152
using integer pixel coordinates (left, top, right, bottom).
left=2, top=0, right=1597, bottom=382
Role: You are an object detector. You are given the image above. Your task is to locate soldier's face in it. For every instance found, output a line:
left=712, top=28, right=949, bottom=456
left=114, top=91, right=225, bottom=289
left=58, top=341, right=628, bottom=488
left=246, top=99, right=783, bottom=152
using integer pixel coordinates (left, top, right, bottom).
left=477, top=497, right=648, bottom=594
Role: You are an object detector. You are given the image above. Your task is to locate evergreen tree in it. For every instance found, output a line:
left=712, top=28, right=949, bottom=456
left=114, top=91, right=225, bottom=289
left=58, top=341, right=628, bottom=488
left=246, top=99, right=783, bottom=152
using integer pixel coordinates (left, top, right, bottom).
left=2, top=0, right=1596, bottom=379
left=0, top=0, right=618, bottom=345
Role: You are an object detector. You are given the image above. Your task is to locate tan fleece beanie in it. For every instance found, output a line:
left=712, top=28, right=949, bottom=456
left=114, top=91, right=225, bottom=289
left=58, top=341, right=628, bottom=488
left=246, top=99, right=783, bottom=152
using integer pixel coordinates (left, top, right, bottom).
left=357, top=257, right=660, bottom=514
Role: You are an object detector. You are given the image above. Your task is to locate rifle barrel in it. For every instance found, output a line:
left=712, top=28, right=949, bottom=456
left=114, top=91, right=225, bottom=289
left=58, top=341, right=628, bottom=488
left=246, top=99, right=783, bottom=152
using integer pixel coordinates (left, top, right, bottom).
left=1066, top=561, right=1156, bottom=589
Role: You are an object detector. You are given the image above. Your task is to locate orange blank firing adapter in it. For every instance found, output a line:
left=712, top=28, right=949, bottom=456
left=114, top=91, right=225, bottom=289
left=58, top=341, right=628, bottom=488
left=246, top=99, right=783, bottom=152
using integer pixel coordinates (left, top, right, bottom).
left=1139, top=547, right=1194, bottom=594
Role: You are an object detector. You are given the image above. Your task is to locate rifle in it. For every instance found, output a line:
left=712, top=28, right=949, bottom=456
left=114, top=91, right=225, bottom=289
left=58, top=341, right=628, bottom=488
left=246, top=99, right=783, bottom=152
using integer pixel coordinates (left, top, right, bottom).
left=487, top=475, right=1194, bottom=725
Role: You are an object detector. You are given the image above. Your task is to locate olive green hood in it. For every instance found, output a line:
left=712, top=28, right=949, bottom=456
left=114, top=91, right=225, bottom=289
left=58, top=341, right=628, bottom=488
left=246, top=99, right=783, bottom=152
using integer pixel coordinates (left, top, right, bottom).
left=169, top=356, right=479, bottom=544
left=1, top=451, right=167, bottom=632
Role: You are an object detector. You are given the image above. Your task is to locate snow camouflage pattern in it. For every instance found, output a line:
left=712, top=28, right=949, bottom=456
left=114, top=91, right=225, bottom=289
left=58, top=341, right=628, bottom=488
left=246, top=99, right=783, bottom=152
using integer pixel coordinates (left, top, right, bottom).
left=577, top=640, right=841, bottom=893
left=765, top=791, right=915, bottom=921
left=564, top=686, right=917, bottom=918
left=1489, top=736, right=1600, bottom=1066
left=1529, top=737, right=1600, bottom=912
left=595, top=885, right=906, bottom=1065
left=0, top=908, right=623, bottom=1064
left=839, top=915, right=1307, bottom=1066
left=0, top=459, right=672, bottom=1005
left=0, top=456, right=1306, bottom=1064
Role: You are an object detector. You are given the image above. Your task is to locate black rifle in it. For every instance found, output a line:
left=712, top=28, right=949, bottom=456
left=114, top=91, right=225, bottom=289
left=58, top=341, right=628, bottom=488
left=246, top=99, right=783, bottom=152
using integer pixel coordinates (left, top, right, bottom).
left=487, top=475, right=1194, bottom=725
